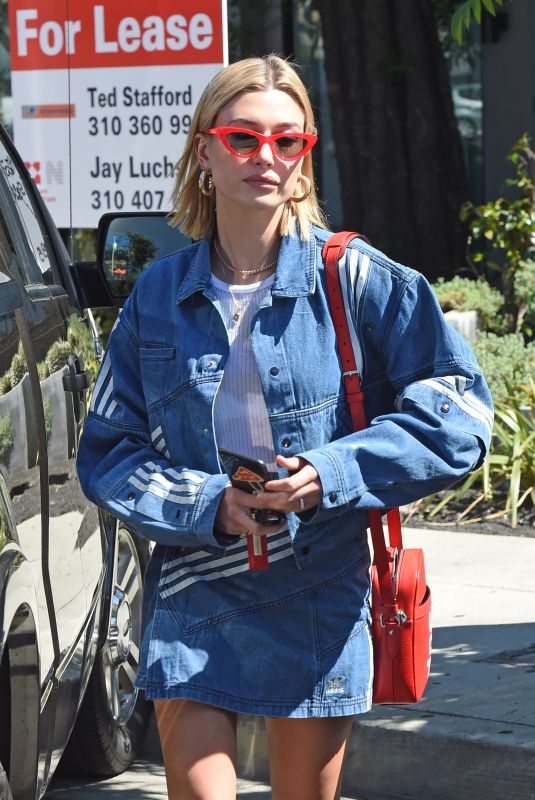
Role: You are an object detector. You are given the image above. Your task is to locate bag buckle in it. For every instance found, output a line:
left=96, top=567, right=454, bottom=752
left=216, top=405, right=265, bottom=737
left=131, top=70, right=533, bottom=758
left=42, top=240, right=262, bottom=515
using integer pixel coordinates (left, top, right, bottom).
left=380, top=609, right=410, bottom=627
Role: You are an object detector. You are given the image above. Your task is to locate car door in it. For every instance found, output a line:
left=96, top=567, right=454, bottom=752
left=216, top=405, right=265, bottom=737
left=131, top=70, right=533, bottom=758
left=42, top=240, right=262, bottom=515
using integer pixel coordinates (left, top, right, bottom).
left=0, top=210, right=43, bottom=800
left=0, top=129, right=103, bottom=779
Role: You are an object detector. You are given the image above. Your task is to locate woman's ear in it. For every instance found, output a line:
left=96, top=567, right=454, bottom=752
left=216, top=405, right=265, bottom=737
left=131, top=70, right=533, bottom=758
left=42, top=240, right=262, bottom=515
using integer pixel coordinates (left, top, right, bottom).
left=194, top=132, right=210, bottom=170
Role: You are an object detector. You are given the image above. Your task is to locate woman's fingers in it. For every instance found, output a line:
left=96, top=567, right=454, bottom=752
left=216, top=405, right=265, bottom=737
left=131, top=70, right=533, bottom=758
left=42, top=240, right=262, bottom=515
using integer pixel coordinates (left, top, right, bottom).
left=265, top=462, right=320, bottom=493
left=216, top=456, right=323, bottom=534
left=258, top=455, right=323, bottom=513
left=253, top=487, right=320, bottom=514
left=215, top=486, right=278, bottom=536
left=275, top=454, right=302, bottom=472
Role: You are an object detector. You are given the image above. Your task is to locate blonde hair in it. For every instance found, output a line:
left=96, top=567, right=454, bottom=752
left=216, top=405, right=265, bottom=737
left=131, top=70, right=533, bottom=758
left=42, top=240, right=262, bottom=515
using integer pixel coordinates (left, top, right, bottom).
left=170, top=55, right=327, bottom=240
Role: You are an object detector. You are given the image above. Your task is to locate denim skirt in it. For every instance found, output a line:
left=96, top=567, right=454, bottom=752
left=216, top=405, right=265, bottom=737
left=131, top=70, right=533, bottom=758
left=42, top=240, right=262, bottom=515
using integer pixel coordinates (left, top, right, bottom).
left=136, top=528, right=373, bottom=718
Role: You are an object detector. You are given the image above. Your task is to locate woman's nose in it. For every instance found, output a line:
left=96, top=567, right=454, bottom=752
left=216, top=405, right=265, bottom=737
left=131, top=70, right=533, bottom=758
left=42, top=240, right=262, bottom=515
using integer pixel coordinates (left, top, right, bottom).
left=254, top=142, right=275, bottom=165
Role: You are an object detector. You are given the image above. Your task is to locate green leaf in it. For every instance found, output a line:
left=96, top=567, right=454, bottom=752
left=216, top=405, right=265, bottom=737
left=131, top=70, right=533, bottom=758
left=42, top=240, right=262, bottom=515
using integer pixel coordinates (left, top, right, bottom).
left=472, top=0, right=482, bottom=24
left=463, top=3, right=473, bottom=29
left=451, top=7, right=465, bottom=43
left=482, top=458, right=491, bottom=498
left=481, top=0, right=497, bottom=16
left=486, top=454, right=510, bottom=465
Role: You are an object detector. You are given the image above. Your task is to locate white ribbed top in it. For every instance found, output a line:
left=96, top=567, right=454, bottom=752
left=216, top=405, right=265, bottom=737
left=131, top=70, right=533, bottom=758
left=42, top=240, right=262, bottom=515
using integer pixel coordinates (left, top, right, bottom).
left=210, top=273, right=277, bottom=471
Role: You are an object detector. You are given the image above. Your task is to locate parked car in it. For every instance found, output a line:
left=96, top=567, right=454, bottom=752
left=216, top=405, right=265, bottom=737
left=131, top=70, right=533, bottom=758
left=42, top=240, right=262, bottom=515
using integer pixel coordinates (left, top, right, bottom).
left=0, top=123, right=188, bottom=799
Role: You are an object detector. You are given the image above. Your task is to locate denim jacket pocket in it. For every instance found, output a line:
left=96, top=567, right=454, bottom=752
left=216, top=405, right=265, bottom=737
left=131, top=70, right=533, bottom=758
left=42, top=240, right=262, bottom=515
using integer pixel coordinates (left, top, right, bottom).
left=139, top=345, right=177, bottom=408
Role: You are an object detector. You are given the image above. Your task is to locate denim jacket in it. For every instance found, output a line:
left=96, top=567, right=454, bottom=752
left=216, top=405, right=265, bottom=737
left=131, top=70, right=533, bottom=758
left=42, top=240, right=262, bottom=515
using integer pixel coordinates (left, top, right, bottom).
left=77, top=227, right=493, bottom=569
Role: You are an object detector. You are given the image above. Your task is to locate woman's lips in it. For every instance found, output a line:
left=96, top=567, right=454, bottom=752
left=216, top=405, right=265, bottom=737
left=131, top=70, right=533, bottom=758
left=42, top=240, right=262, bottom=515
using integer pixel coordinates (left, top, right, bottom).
left=245, top=176, right=279, bottom=188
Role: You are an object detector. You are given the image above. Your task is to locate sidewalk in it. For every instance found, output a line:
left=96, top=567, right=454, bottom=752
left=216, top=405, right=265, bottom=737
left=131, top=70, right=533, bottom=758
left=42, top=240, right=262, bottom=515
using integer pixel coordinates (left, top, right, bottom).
left=238, top=528, right=535, bottom=800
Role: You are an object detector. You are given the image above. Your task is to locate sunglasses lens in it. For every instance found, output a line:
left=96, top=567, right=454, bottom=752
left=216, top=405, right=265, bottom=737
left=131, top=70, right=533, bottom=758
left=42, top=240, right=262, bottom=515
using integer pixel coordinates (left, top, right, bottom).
left=273, top=135, right=309, bottom=158
left=225, top=131, right=260, bottom=154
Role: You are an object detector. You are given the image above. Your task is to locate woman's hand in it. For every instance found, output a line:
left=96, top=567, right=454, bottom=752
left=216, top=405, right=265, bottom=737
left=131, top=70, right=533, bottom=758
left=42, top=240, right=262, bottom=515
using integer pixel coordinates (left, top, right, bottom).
left=215, top=484, right=283, bottom=538
left=215, top=456, right=322, bottom=537
left=257, top=455, right=322, bottom=516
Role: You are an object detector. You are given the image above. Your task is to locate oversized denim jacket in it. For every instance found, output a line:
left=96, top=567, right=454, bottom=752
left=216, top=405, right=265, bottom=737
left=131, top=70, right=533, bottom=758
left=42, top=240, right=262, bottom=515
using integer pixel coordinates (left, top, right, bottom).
left=77, top=226, right=493, bottom=570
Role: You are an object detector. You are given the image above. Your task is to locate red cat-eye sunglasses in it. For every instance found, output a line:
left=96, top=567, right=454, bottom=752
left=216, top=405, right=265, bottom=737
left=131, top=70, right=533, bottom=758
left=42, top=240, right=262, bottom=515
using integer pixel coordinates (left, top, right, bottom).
left=202, top=127, right=318, bottom=161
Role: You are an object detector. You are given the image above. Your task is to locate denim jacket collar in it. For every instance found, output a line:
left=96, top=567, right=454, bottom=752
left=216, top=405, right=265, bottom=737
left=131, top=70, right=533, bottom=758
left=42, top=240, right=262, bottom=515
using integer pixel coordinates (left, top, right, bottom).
left=175, top=231, right=316, bottom=305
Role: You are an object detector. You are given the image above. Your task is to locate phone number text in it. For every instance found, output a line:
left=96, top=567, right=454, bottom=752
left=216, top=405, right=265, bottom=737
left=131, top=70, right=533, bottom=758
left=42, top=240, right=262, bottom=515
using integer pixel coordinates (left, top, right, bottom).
left=88, top=113, right=191, bottom=136
left=91, top=189, right=166, bottom=211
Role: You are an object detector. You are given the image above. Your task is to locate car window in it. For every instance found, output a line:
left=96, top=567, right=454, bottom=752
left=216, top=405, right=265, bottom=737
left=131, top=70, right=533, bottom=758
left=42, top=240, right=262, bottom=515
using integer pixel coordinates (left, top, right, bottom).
left=0, top=135, right=58, bottom=287
left=0, top=203, right=32, bottom=300
left=0, top=210, right=16, bottom=280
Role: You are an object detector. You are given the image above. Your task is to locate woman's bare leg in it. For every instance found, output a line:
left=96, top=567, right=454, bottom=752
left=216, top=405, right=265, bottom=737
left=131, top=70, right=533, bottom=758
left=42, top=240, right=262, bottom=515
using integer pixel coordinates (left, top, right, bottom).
left=154, top=698, right=238, bottom=800
left=266, top=715, right=354, bottom=800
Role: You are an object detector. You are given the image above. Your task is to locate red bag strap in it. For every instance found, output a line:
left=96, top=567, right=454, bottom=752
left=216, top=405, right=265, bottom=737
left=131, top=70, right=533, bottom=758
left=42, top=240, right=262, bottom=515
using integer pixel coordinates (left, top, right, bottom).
left=322, top=231, right=403, bottom=608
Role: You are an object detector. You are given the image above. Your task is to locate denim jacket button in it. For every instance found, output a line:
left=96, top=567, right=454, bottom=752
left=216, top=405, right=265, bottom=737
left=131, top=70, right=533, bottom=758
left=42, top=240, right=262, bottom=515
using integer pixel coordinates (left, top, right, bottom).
left=208, top=359, right=217, bottom=368
left=281, top=437, right=291, bottom=448
left=363, top=323, right=374, bottom=333
left=328, top=491, right=337, bottom=503
left=270, top=366, right=279, bottom=376
left=127, top=492, right=135, bottom=501
left=203, top=427, right=209, bottom=434
left=440, top=402, right=450, bottom=413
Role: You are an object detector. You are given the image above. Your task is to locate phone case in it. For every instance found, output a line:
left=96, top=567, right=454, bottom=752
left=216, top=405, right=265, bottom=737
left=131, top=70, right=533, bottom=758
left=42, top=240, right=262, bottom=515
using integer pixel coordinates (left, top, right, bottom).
left=218, top=448, right=270, bottom=493
left=218, top=448, right=282, bottom=570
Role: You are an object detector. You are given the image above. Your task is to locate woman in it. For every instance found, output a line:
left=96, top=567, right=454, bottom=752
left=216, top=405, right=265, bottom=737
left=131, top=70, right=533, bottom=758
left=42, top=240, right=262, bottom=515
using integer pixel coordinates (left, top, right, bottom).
left=77, top=55, right=493, bottom=799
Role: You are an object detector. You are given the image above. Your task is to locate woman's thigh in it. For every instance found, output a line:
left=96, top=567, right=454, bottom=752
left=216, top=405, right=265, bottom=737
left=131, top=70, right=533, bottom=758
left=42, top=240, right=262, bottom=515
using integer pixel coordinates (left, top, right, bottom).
left=266, top=715, right=354, bottom=800
left=154, top=698, right=238, bottom=800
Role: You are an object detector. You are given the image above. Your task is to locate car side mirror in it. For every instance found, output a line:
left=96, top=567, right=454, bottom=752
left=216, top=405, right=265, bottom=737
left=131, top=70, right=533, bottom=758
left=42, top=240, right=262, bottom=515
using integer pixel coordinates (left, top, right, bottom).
left=70, top=212, right=192, bottom=309
left=96, top=212, right=191, bottom=304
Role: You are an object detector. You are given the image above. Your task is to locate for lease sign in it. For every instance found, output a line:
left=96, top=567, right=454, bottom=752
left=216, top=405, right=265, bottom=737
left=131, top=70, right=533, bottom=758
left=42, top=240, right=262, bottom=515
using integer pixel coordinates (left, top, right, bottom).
left=9, top=1, right=227, bottom=228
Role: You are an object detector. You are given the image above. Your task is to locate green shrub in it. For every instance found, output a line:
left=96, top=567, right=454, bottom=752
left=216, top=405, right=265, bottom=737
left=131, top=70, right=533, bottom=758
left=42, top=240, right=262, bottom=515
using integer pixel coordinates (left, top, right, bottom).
left=0, top=412, right=14, bottom=466
left=37, top=361, right=50, bottom=381
left=472, top=332, right=535, bottom=403
left=0, top=505, right=8, bottom=549
left=514, top=259, right=535, bottom=333
left=10, top=353, right=27, bottom=385
left=416, top=386, right=535, bottom=528
left=432, top=275, right=506, bottom=333
left=43, top=395, right=53, bottom=443
left=461, top=133, right=535, bottom=334
left=67, top=316, right=99, bottom=384
left=0, top=372, right=12, bottom=395
left=45, top=340, right=71, bottom=374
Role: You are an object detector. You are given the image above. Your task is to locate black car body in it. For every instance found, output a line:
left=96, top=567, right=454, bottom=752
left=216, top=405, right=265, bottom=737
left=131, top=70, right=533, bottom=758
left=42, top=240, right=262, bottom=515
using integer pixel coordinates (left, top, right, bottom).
left=0, top=123, right=155, bottom=799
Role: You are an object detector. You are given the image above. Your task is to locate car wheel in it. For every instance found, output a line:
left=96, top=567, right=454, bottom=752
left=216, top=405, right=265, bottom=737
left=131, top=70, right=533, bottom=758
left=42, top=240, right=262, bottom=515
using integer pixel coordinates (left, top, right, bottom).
left=60, top=524, right=152, bottom=777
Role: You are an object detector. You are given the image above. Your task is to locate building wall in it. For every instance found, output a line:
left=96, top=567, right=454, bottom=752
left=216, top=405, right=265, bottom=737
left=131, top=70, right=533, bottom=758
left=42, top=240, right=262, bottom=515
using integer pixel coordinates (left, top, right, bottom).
left=482, top=0, right=535, bottom=198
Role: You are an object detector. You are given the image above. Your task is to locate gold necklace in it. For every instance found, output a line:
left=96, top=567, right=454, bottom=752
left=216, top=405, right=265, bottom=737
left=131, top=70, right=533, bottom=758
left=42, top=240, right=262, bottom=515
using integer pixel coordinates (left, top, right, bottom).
left=228, top=287, right=250, bottom=323
left=214, top=238, right=277, bottom=277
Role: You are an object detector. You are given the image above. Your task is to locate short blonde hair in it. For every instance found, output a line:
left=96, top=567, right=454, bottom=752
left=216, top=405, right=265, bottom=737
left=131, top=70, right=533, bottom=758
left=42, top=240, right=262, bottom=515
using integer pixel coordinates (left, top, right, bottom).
left=170, top=55, right=327, bottom=240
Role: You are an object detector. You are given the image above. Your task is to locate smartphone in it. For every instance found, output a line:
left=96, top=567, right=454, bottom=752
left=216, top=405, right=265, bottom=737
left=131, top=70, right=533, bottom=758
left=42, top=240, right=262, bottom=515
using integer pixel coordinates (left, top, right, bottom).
left=218, top=448, right=283, bottom=526
left=218, top=448, right=284, bottom=572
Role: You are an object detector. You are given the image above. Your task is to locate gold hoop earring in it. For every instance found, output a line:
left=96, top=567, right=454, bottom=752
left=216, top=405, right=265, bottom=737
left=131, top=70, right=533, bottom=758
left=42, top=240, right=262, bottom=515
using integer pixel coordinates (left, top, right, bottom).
left=291, top=174, right=311, bottom=203
left=198, top=168, right=214, bottom=196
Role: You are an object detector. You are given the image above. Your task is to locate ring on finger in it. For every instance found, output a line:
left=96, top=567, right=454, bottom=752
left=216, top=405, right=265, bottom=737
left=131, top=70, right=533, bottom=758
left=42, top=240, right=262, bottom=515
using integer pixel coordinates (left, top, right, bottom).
left=298, top=497, right=305, bottom=512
